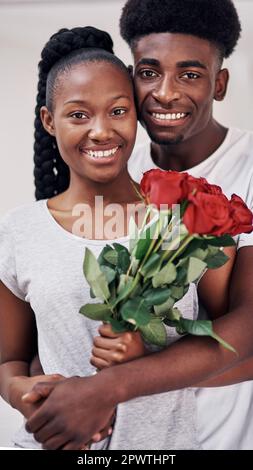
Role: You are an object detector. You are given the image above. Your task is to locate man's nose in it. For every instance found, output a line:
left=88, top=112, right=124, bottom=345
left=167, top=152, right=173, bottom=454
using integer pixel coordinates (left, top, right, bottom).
left=152, top=75, right=181, bottom=105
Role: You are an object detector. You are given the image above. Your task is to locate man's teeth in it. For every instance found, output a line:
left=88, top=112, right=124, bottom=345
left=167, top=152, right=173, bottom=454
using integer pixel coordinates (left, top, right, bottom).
left=86, top=147, right=119, bottom=158
left=152, top=112, right=187, bottom=121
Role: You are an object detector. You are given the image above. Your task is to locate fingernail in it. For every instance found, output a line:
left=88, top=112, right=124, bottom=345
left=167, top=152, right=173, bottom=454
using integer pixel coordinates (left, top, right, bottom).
left=21, top=393, right=30, bottom=400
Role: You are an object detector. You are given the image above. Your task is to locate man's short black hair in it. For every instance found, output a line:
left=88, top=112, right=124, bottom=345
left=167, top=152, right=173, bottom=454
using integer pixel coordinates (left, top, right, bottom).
left=120, top=0, right=241, bottom=59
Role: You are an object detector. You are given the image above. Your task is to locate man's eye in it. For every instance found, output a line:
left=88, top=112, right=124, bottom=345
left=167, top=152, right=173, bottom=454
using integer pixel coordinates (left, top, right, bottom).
left=181, top=72, right=200, bottom=80
left=70, top=112, right=88, bottom=119
left=112, top=109, right=126, bottom=116
left=139, top=70, right=158, bottom=79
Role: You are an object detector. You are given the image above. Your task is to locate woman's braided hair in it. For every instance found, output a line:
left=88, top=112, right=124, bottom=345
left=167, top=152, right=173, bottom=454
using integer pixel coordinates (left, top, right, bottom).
left=34, top=27, right=115, bottom=200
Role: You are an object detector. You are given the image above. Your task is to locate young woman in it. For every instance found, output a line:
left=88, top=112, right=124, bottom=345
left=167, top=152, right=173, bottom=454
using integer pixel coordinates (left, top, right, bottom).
left=0, top=26, right=240, bottom=451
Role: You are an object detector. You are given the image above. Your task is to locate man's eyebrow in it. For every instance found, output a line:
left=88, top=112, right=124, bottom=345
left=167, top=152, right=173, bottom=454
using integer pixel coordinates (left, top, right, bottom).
left=135, top=58, right=160, bottom=67
left=176, top=60, right=207, bottom=69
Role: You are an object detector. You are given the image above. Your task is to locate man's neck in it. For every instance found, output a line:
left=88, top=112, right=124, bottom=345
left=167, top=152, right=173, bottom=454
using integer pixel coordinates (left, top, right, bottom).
left=150, top=122, right=228, bottom=172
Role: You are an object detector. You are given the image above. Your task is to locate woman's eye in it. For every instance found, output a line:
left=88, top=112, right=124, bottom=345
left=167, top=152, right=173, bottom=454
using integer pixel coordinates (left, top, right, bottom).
left=70, top=112, right=88, bottom=119
left=181, top=72, right=200, bottom=80
left=112, top=108, right=126, bottom=116
left=139, top=70, right=158, bottom=79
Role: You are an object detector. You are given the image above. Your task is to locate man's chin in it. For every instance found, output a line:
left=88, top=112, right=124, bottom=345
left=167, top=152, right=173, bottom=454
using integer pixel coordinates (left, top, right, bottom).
left=147, top=130, right=184, bottom=146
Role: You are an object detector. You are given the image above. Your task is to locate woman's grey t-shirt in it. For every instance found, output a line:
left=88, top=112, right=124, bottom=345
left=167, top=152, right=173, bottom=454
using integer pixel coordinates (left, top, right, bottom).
left=0, top=200, right=200, bottom=450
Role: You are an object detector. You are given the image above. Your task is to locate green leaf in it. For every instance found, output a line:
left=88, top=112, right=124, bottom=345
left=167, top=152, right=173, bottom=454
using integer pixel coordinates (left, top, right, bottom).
left=143, top=287, right=171, bottom=306
left=176, top=318, right=237, bottom=353
left=205, top=234, right=236, bottom=247
left=111, top=277, right=135, bottom=308
left=98, top=245, right=115, bottom=268
left=152, top=262, right=177, bottom=288
left=117, top=274, right=134, bottom=296
left=109, top=318, right=128, bottom=333
left=154, top=297, right=176, bottom=315
left=205, top=250, right=229, bottom=269
left=139, top=317, right=167, bottom=347
left=186, top=257, right=207, bottom=283
left=117, top=250, right=131, bottom=274
left=191, top=248, right=208, bottom=261
left=179, top=238, right=207, bottom=258
left=171, top=285, right=185, bottom=300
left=79, top=303, right=112, bottom=321
left=103, top=249, right=118, bottom=266
left=134, top=237, right=151, bottom=261
left=140, top=253, right=162, bottom=278
left=90, top=288, right=96, bottom=299
left=100, top=265, right=116, bottom=284
left=134, top=221, right=158, bottom=260
left=120, top=297, right=151, bottom=326
left=83, top=248, right=110, bottom=301
left=163, top=307, right=181, bottom=322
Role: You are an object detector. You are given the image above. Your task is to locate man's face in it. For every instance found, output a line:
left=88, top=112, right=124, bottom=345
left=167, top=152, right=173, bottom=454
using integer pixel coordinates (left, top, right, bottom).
left=133, top=33, right=227, bottom=145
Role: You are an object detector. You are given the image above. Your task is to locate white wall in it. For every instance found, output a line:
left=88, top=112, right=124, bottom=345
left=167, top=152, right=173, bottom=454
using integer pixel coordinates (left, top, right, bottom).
left=0, top=0, right=252, bottom=447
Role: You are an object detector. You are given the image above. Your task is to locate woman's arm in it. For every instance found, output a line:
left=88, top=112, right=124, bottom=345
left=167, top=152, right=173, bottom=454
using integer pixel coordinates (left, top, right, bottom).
left=0, top=281, right=60, bottom=418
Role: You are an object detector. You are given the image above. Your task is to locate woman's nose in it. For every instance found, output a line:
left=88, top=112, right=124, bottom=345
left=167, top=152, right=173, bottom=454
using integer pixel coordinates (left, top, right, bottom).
left=88, top=118, right=113, bottom=142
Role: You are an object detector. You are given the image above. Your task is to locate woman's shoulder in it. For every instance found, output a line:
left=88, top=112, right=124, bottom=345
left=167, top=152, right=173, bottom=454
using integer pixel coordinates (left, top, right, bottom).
left=0, top=200, right=46, bottom=232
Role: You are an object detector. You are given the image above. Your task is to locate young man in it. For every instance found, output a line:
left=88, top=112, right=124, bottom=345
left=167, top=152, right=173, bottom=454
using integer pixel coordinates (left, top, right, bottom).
left=25, top=0, right=253, bottom=450
left=123, top=0, right=253, bottom=450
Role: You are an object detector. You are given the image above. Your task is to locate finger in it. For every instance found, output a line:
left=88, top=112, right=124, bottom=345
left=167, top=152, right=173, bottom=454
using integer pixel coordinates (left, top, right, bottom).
left=93, top=335, right=119, bottom=350
left=98, top=323, right=120, bottom=338
left=22, top=381, right=56, bottom=406
left=92, top=346, right=125, bottom=364
left=33, top=417, right=63, bottom=444
left=92, top=426, right=113, bottom=443
left=62, top=441, right=88, bottom=451
left=25, top=388, right=57, bottom=434
left=41, top=434, right=70, bottom=450
left=22, top=390, right=44, bottom=404
left=90, top=355, right=110, bottom=370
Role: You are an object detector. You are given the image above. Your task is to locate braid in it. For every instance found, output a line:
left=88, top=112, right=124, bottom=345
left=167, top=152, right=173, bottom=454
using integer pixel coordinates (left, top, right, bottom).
left=34, top=27, right=114, bottom=200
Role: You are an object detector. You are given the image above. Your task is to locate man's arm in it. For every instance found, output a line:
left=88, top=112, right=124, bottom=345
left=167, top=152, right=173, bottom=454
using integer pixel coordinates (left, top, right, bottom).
left=26, top=247, right=253, bottom=449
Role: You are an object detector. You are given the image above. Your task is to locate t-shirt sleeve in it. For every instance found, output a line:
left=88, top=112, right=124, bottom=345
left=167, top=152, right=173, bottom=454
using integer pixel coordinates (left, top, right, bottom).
left=0, top=212, right=26, bottom=300
left=238, top=176, right=253, bottom=249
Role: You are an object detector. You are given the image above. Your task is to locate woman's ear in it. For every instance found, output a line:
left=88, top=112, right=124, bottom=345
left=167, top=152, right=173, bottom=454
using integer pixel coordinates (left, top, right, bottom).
left=214, top=68, right=229, bottom=102
left=40, top=106, right=55, bottom=136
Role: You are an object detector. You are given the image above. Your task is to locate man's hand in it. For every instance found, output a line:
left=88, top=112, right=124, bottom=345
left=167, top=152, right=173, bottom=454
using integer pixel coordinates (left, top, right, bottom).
left=25, top=375, right=116, bottom=450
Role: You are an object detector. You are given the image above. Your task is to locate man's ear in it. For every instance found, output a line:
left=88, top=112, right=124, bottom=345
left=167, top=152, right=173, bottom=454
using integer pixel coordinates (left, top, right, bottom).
left=214, top=68, right=229, bottom=102
left=40, top=106, right=55, bottom=136
left=128, top=64, right=133, bottom=79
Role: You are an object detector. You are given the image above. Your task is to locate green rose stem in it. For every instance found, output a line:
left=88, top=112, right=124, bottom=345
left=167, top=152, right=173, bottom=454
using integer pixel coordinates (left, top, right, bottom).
left=161, top=234, right=195, bottom=264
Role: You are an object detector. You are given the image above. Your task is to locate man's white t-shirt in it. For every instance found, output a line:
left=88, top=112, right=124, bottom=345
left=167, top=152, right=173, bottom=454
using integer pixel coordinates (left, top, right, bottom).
left=128, top=127, right=253, bottom=450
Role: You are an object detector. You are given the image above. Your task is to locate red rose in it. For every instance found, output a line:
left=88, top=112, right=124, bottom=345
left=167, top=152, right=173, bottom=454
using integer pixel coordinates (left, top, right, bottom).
left=229, top=194, right=253, bottom=236
left=184, top=174, right=223, bottom=196
left=140, top=169, right=188, bottom=207
left=183, top=192, right=233, bottom=235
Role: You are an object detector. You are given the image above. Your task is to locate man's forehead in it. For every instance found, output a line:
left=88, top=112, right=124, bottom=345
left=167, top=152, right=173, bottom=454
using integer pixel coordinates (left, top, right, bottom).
left=133, top=32, right=218, bottom=64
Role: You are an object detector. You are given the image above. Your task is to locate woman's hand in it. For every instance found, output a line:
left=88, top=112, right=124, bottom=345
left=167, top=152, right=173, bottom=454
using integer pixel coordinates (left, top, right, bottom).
left=90, top=323, right=148, bottom=370
left=9, top=373, right=64, bottom=419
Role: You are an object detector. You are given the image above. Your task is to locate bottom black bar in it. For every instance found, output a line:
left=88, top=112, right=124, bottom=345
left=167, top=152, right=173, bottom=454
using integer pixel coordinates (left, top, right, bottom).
left=0, top=450, right=250, bottom=466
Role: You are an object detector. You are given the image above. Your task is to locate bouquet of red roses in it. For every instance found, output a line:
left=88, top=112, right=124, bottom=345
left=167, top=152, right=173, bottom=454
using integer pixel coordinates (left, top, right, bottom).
left=80, top=170, right=253, bottom=350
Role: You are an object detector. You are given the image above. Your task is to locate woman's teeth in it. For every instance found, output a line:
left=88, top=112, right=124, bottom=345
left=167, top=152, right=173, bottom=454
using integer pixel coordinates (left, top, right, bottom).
left=152, top=112, right=187, bottom=121
left=86, top=146, right=119, bottom=159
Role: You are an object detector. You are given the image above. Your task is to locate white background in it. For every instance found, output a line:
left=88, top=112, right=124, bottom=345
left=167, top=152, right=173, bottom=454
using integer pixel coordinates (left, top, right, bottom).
left=0, top=0, right=252, bottom=447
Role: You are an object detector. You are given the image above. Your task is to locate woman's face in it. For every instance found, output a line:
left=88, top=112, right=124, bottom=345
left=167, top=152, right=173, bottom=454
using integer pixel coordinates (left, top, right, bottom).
left=41, top=61, right=137, bottom=185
